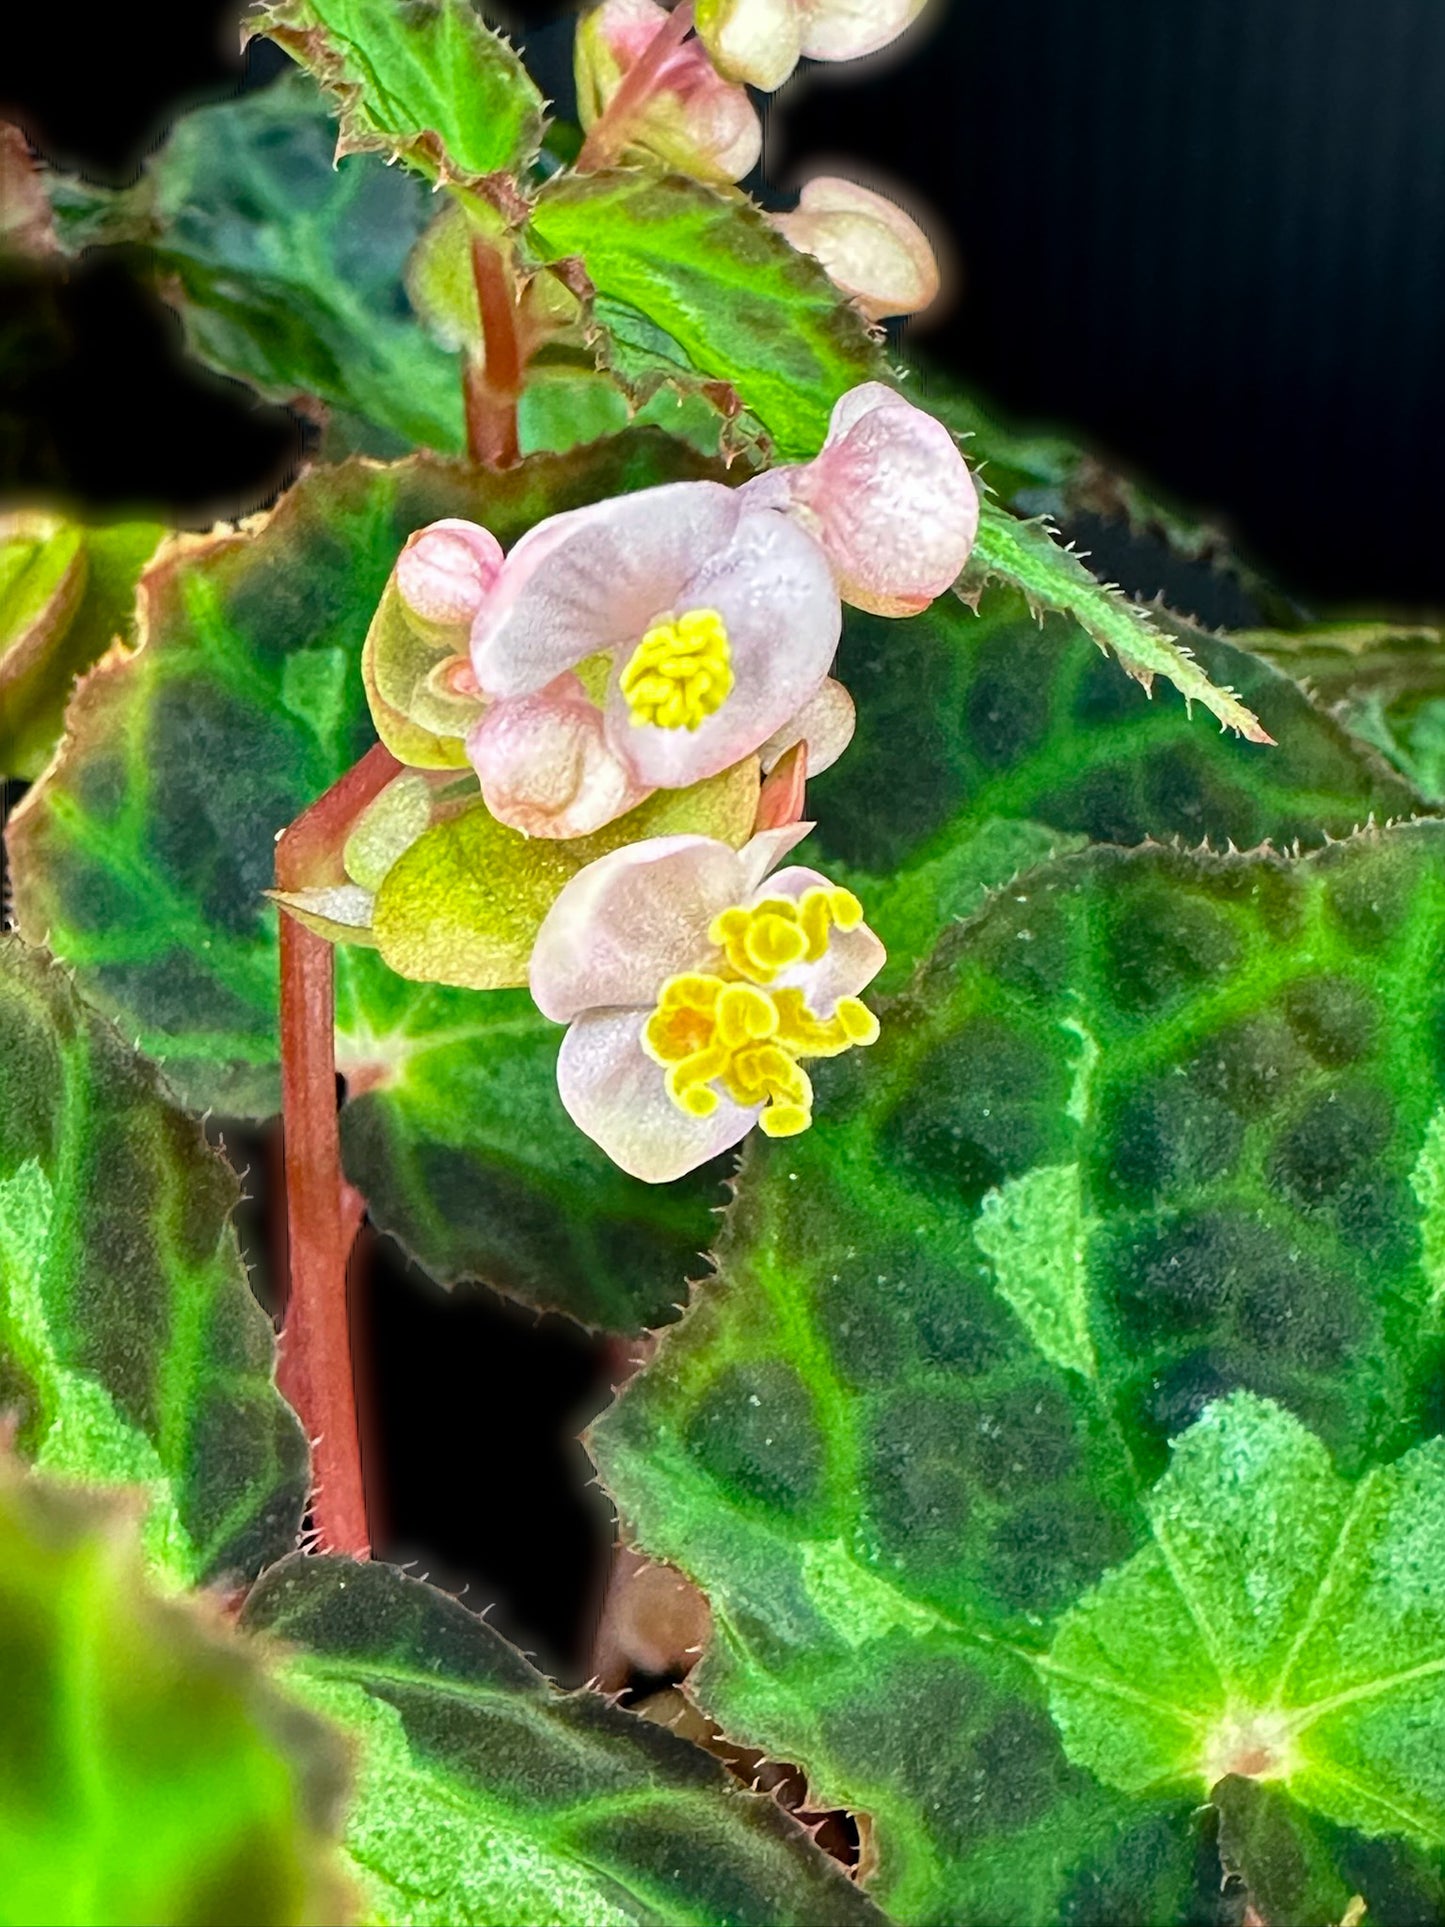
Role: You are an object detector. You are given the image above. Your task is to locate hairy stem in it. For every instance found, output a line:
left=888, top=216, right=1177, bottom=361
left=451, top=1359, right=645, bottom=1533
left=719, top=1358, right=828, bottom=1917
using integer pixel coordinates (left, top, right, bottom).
left=576, top=0, right=696, bottom=171
left=275, top=743, right=401, bottom=1558
left=464, top=235, right=523, bottom=469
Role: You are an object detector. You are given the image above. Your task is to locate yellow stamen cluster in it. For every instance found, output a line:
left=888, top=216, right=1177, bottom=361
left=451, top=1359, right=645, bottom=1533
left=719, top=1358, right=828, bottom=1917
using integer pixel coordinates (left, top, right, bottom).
left=641, top=887, right=879, bottom=1138
left=620, top=609, right=733, bottom=731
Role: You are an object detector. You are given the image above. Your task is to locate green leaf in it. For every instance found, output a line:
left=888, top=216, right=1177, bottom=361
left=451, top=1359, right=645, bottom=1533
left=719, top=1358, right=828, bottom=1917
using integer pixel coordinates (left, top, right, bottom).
left=0, top=1460, right=348, bottom=1926
left=333, top=968, right=727, bottom=1331
left=528, top=171, right=889, bottom=461
left=0, top=511, right=164, bottom=780
left=6, top=437, right=720, bottom=1118
left=593, top=821, right=1445, bottom=1923
left=962, top=499, right=1271, bottom=740
left=1244, top=621, right=1445, bottom=807
left=243, top=1553, right=887, bottom=1927
left=1048, top=1393, right=1445, bottom=1843
left=809, top=585, right=1421, bottom=981
left=6, top=440, right=735, bottom=1331
left=251, top=0, right=545, bottom=191
left=0, top=937, right=306, bottom=1589
left=48, top=76, right=466, bottom=457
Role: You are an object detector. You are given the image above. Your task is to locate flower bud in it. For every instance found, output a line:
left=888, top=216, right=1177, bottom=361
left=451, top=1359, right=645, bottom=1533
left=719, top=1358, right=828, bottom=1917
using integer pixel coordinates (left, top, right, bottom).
left=772, top=176, right=939, bottom=320
left=395, top=520, right=504, bottom=628
left=796, top=0, right=928, bottom=64
left=576, top=0, right=762, bottom=184
left=695, top=0, right=800, bottom=92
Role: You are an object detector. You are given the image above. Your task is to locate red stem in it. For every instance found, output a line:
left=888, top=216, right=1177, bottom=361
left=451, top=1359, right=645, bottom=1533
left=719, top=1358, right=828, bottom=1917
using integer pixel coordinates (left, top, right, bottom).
left=464, top=236, right=523, bottom=470
left=576, top=0, right=696, bottom=171
left=275, top=743, right=401, bottom=1558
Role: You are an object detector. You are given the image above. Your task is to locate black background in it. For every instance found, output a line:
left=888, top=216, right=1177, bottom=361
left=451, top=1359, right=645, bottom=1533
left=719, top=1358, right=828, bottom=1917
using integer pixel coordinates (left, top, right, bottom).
left=4, top=0, right=1445, bottom=1676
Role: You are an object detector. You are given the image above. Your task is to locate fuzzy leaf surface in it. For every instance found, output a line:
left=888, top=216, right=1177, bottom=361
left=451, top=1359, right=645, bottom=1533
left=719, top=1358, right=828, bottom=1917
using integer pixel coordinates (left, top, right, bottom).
left=594, top=822, right=1445, bottom=1924
left=963, top=500, right=1269, bottom=740
left=47, top=77, right=465, bottom=456
left=529, top=171, right=888, bottom=461
left=0, top=511, right=163, bottom=779
left=810, top=586, right=1420, bottom=980
left=0, top=1461, right=347, bottom=1924
left=1245, top=623, right=1445, bottom=806
left=0, top=938, right=306, bottom=1588
left=251, top=0, right=545, bottom=189
left=7, top=442, right=731, bottom=1330
left=243, top=1553, right=887, bottom=1927
left=1049, top=1394, right=1445, bottom=1852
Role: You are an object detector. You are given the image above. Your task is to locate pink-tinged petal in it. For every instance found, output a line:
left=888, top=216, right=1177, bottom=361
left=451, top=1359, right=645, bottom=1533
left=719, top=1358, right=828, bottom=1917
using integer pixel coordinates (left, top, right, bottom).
left=736, top=821, right=816, bottom=894
left=395, top=519, right=504, bottom=626
left=530, top=834, right=748, bottom=1022
left=577, top=0, right=761, bottom=182
left=772, top=176, right=939, bottom=321
left=754, top=864, right=887, bottom=1011
left=754, top=741, right=807, bottom=831
left=795, top=384, right=979, bottom=615
left=557, top=1010, right=758, bottom=1182
left=759, top=676, right=855, bottom=776
left=604, top=508, right=840, bottom=788
left=471, top=482, right=743, bottom=699
left=795, top=0, right=926, bottom=63
left=695, top=0, right=802, bottom=91
left=466, top=676, right=652, bottom=839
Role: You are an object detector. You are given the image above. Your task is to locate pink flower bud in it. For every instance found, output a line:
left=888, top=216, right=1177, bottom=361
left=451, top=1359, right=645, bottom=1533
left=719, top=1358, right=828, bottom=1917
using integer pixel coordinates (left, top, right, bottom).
left=742, top=384, right=979, bottom=617
left=772, top=176, right=940, bottom=320
left=696, top=0, right=928, bottom=90
left=395, top=519, right=504, bottom=627
left=576, top=0, right=762, bottom=184
left=466, top=675, right=652, bottom=840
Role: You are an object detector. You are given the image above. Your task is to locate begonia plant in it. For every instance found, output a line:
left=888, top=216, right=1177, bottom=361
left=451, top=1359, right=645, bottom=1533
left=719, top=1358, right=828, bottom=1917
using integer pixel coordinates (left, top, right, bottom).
left=2, top=3, right=1445, bottom=1924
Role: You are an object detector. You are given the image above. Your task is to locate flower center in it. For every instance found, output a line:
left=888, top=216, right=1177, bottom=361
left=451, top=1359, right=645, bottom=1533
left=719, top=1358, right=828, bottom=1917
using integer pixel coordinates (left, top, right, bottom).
left=619, top=608, right=733, bottom=731
left=641, top=887, right=879, bottom=1137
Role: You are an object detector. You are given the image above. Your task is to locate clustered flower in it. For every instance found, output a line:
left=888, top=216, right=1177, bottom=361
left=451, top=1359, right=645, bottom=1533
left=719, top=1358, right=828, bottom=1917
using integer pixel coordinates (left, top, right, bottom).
left=385, top=384, right=977, bottom=1180
left=575, top=0, right=941, bottom=323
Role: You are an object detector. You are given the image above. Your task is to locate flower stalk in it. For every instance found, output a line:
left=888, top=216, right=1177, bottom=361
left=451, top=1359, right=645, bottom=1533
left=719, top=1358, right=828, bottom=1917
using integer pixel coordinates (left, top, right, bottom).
left=463, top=234, right=524, bottom=470
left=275, top=741, right=401, bottom=1558
left=577, top=0, right=697, bottom=169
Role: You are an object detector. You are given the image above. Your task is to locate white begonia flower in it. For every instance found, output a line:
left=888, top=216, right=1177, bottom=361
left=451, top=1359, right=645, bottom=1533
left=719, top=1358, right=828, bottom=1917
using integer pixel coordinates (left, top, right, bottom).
left=772, top=176, right=940, bottom=320
left=531, top=827, right=885, bottom=1181
left=467, top=481, right=841, bottom=837
left=696, top=0, right=927, bottom=91
left=742, top=382, right=979, bottom=617
left=576, top=0, right=762, bottom=183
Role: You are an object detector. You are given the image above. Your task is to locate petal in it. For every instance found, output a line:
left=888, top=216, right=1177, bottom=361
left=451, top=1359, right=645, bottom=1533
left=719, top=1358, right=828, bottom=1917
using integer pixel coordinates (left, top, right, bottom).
left=736, top=820, right=816, bottom=894
left=772, top=176, right=939, bottom=320
left=557, top=1009, right=758, bottom=1183
left=529, top=834, right=748, bottom=1022
left=604, top=508, right=841, bottom=788
left=796, top=385, right=979, bottom=615
left=754, top=864, right=887, bottom=1011
left=470, top=482, right=743, bottom=699
left=696, top=0, right=802, bottom=90
left=759, top=676, right=856, bottom=776
left=466, top=675, right=652, bottom=839
left=795, top=0, right=926, bottom=62
left=395, top=519, right=504, bottom=626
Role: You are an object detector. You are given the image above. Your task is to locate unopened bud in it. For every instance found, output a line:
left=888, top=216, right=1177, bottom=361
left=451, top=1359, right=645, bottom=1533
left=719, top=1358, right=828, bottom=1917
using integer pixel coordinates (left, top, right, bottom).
left=772, top=176, right=940, bottom=320
left=695, top=0, right=800, bottom=92
left=576, top=0, right=761, bottom=184
left=395, top=519, right=504, bottom=628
